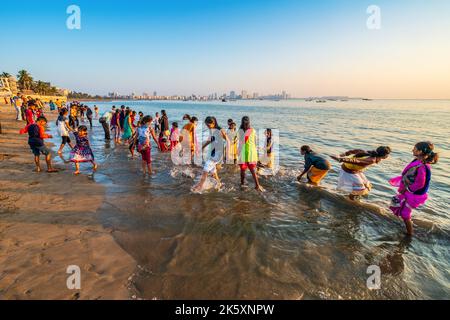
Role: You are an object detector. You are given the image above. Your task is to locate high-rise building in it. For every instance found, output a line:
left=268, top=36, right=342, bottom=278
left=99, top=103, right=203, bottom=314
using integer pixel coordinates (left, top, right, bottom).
left=153, top=91, right=157, bottom=97
left=230, top=91, right=236, bottom=99
left=241, top=90, right=248, bottom=99
left=253, top=92, right=259, bottom=99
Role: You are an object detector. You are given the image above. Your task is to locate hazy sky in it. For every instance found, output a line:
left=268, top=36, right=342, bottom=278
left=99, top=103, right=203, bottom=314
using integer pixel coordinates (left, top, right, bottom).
left=1, top=0, right=449, bottom=98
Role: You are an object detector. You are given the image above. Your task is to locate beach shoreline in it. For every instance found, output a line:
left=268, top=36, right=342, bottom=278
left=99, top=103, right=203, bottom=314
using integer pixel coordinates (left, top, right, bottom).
left=0, top=102, right=136, bottom=299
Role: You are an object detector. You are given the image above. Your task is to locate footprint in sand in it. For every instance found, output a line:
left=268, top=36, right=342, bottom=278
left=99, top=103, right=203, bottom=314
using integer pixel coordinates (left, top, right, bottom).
left=37, top=253, right=52, bottom=265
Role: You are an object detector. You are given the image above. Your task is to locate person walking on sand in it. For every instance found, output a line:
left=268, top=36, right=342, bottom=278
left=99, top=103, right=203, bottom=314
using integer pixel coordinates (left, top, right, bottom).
left=56, top=108, right=74, bottom=154
left=13, top=96, right=23, bottom=121
left=70, top=125, right=97, bottom=175
left=237, top=116, right=264, bottom=192
left=331, top=146, right=391, bottom=200
left=389, top=142, right=439, bottom=236
left=20, top=116, right=58, bottom=173
left=297, top=145, right=331, bottom=186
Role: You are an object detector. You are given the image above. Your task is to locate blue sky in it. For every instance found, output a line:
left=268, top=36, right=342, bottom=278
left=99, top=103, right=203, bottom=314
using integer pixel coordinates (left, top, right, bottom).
left=1, top=0, right=449, bottom=98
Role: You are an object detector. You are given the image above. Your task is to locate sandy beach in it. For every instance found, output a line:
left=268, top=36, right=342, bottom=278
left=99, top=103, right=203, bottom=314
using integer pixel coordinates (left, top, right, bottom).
left=0, top=103, right=136, bottom=299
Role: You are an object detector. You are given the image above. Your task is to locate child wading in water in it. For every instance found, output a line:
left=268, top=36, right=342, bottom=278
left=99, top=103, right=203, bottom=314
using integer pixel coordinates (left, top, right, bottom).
left=257, top=128, right=274, bottom=170
left=389, top=142, right=439, bottom=236
left=297, top=145, right=331, bottom=186
left=169, top=122, right=179, bottom=150
left=238, top=116, right=264, bottom=191
left=192, top=116, right=228, bottom=192
left=226, top=121, right=238, bottom=165
left=56, top=108, right=74, bottom=154
left=70, top=125, right=98, bottom=175
left=331, top=146, right=391, bottom=200
left=137, top=116, right=159, bottom=176
left=21, top=116, right=58, bottom=173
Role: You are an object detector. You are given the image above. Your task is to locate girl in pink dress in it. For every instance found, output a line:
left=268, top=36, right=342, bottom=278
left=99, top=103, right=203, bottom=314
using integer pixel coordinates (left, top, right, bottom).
left=70, top=125, right=98, bottom=175
left=389, top=141, right=439, bottom=236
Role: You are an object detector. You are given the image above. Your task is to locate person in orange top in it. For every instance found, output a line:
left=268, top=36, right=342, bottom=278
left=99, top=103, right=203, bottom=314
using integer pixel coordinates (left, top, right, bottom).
left=20, top=116, right=58, bottom=173
left=179, top=114, right=198, bottom=159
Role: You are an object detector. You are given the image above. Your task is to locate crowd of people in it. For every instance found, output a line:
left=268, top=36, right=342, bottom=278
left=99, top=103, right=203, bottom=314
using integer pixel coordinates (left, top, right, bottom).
left=12, top=99, right=440, bottom=236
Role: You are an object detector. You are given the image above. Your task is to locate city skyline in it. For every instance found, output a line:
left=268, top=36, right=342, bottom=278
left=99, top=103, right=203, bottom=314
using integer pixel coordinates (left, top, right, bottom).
left=1, top=0, right=450, bottom=99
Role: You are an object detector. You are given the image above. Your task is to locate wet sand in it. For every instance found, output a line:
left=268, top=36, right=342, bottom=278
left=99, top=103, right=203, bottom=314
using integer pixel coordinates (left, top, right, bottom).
left=0, top=104, right=136, bottom=299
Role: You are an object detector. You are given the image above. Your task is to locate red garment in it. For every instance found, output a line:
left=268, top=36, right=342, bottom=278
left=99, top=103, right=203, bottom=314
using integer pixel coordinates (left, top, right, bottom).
left=140, top=147, right=151, bottom=164
left=159, top=137, right=170, bottom=152
left=25, top=108, right=35, bottom=125
left=170, top=140, right=178, bottom=150
left=240, top=162, right=257, bottom=171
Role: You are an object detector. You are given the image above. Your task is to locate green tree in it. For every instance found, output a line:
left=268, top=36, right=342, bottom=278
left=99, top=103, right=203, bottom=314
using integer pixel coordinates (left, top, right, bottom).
left=17, top=70, right=34, bottom=90
left=33, top=81, right=47, bottom=95
left=1, top=72, right=11, bottom=78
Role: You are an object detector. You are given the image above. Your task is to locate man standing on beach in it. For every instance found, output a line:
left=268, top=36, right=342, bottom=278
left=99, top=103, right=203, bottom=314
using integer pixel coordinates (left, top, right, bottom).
left=100, top=106, right=114, bottom=140
left=13, top=96, right=23, bottom=121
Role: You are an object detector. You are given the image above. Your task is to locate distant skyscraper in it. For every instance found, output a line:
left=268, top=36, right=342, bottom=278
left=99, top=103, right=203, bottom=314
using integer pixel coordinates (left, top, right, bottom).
left=230, top=91, right=236, bottom=99
left=153, top=91, right=157, bottom=97
left=241, top=90, right=248, bottom=99
left=253, top=92, right=259, bottom=99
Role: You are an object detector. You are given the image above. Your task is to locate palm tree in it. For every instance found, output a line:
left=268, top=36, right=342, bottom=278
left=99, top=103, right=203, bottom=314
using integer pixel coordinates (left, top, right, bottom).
left=17, top=70, right=34, bottom=91
left=33, top=81, right=47, bottom=95
left=1, top=72, right=11, bottom=78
